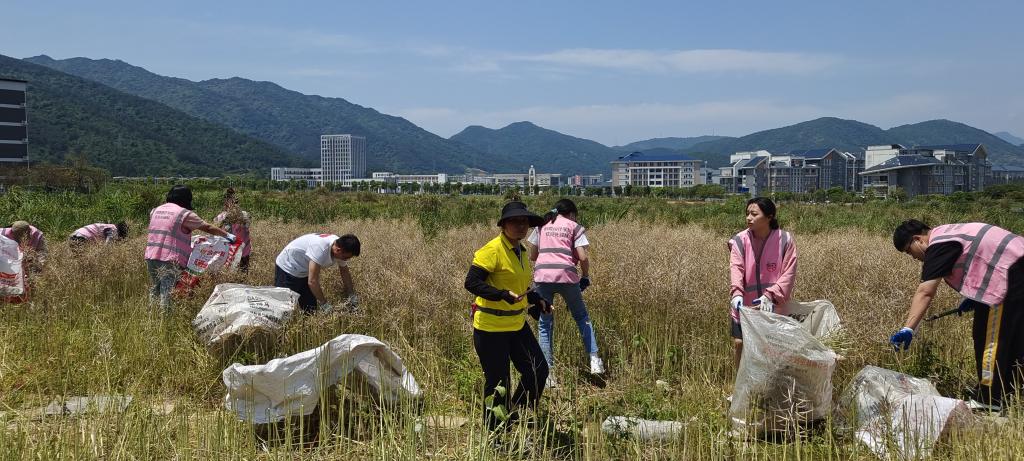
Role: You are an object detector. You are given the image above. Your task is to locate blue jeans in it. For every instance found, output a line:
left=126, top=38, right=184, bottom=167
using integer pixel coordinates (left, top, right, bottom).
left=146, top=259, right=180, bottom=312
left=535, top=282, right=598, bottom=367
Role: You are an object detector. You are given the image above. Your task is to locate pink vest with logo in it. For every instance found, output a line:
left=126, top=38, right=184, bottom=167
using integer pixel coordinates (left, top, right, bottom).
left=729, top=228, right=794, bottom=307
left=215, top=211, right=251, bottom=257
left=1, top=225, right=44, bottom=251
left=929, top=223, right=1024, bottom=306
left=144, top=203, right=193, bottom=266
left=533, top=214, right=584, bottom=284
left=72, top=223, right=117, bottom=242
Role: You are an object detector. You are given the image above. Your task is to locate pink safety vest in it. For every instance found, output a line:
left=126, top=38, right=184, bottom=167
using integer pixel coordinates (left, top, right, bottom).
left=533, top=214, right=584, bottom=284
left=729, top=228, right=794, bottom=307
left=215, top=211, right=251, bottom=257
left=72, top=223, right=117, bottom=243
left=1, top=225, right=45, bottom=251
left=928, top=223, right=1024, bottom=306
left=144, top=203, right=194, bottom=266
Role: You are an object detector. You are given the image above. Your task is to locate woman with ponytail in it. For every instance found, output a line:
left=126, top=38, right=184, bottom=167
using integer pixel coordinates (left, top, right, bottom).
left=526, top=199, right=603, bottom=387
left=726, top=197, right=798, bottom=370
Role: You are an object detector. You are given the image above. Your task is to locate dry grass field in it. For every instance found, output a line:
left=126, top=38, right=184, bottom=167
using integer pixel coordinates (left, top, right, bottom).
left=1, top=214, right=1022, bottom=460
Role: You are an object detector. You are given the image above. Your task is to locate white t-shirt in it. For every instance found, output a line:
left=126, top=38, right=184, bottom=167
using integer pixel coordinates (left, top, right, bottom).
left=527, top=228, right=590, bottom=248
left=275, top=233, right=347, bottom=278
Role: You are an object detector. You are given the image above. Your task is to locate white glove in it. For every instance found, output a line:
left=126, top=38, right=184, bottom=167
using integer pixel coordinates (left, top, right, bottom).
left=730, top=296, right=743, bottom=312
left=224, top=232, right=237, bottom=244
left=320, top=302, right=334, bottom=314
left=755, top=295, right=774, bottom=313
left=345, top=294, right=360, bottom=313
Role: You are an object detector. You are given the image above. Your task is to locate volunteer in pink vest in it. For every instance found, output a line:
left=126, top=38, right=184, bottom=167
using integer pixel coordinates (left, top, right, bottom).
left=144, top=185, right=235, bottom=310
left=69, top=222, right=128, bottom=246
left=727, top=197, right=797, bottom=370
left=891, top=220, right=1024, bottom=411
left=1, top=221, right=48, bottom=271
left=526, top=199, right=604, bottom=385
left=214, top=188, right=252, bottom=272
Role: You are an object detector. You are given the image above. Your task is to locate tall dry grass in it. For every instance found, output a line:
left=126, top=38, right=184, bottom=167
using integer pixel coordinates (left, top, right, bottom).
left=0, top=216, right=1020, bottom=459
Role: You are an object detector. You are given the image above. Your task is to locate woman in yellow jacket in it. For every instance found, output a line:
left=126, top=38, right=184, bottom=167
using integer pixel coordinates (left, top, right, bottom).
left=464, top=201, right=551, bottom=432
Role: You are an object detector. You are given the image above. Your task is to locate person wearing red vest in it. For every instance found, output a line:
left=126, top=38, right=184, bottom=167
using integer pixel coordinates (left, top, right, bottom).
left=1, top=221, right=48, bottom=271
left=526, top=199, right=603, bottom=387
left=145, top=185, right=235, bottom=311
left=69, top=222, right=128, bottom=246
left=891, top=220, right=1024, bottom=411
left=214, top=188, right=252, bottom=272
left=727, top=197, right=798, bottom=370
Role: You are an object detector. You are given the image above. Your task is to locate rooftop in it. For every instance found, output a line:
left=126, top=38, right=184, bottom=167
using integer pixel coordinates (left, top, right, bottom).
left=615, top=151, right=698, bottom=163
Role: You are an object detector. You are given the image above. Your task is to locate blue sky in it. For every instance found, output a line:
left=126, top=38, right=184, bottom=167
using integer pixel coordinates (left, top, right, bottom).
left=5, top=0, right=1023, bottom=145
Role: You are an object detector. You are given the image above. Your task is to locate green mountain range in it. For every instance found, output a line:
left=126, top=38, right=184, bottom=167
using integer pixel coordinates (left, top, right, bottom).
left=612, top=135, right=732, bottom=152
left=26, top=55, right=501, bottom=174
left=994, top=131, right=1024, bottom=146
left=449, top=121, right=619, bottom=175
left=0, top=54, right=305, bottom=176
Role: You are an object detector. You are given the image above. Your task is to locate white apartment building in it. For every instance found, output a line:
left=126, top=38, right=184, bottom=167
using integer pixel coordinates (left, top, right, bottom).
left=610, top=151, right=704, bottom=187
left=320, top=134, right=366, bottom=184
left=370, top=171, right=448, bottom=184
left=270, top=167, right=322, bottom=187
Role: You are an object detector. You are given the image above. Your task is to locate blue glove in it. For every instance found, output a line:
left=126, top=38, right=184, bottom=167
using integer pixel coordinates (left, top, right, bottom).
left=580, top=277, right=591, bottom=292
left=890, top=327, right=914, bottom=351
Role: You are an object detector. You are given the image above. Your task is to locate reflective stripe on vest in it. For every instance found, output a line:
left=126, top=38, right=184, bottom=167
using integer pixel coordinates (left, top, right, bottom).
left=929, top=223, right=1024, bottom=305
left=731, top=228, right=790, bottom=306
left=534, top=215, right=583, bottom=284
left=145, top=204, right=193, bottom=265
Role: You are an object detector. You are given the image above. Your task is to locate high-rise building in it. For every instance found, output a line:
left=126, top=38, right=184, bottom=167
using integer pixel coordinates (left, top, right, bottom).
left=0, top=78, right=28, bottom=165
left=320, top=134, right=366, bottom=184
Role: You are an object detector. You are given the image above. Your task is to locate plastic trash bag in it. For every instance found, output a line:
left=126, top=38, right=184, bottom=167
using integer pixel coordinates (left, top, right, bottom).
left=0, top=235, right=28, bottom=303
left=729, top=305, right=839, bottom=437
left=223, top=334, right=421, bottom=424
left=175, top=235, right=246, bottom=294
left=601, top=416, right=685, bottom=441
left=193, top=284, right=298, bottom=354
left=837, top=365, right=973, bottom=460
left=786, top=299, right=842, bottom=339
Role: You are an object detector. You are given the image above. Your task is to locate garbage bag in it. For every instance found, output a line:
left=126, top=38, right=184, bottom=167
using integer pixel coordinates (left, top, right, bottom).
left=601, top=416, right=685, bottom=441
left=785, top=299, right=842, bottom=339
left=193, top=284, right=298, bottom=351
left=0, top=235, right=28, bottom=303
left=729, top=306, right=838, bottom=436
left=838, top=365, right=972, bottom=460
left=223, top=334, right=421, bottom=424
left=175, top=235, right=246, bottom=294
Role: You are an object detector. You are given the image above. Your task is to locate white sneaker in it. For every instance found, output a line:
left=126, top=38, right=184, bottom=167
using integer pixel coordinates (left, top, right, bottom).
left=590, top=355, right=605, bottom=375
left=545, top=375, right=559, bottom=389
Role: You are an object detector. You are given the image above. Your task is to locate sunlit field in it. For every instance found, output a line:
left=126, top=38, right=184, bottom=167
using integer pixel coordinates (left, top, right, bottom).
left=2, top=190, right=1023, bottom=459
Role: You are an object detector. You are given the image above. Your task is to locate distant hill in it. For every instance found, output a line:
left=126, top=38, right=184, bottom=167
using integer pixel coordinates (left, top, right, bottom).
left=27, top=55, right=498, bottom=174
left=613, top=135, right=732, bottom=152
left=0, top=54, right=305, bottom=176
left=995, top=131, right=1024, bottom=146
left=449, top=121, right=619, bottom=174
left=682, top=117, right=1024, bottom=167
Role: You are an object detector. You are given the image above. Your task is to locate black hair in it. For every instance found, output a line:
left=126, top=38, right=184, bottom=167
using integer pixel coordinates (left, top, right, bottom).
left=166, top=185, right=193, bottom=210
left=893, top=219, right=930, bottom=251
left=542, top=199, right=578, bottom=228
left=746, top=197, right=780, bottom=229
left=335, top=234, right=361, bottom=257
left=115, top=221, right=129, bottom=240
left=224, top=187, right=238, bottom=208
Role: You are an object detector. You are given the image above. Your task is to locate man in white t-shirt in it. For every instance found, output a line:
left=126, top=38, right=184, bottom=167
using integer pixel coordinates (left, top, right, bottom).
left=274, top=233, right=361, bottom=313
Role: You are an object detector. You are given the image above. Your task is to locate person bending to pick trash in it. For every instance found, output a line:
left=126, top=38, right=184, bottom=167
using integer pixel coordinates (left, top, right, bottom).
left=145, top=185, right=236, bottom=311
left=274, top=233, right=360, bottom=314
left=464, top=201, right=551, bottom=436
left=526, top=198, right=604, bottom=389
left=1, top=220, right=48, bottom=271
left=69, top=222, right=128, bottom=247
left=891, top=219, right=1024, bottom=411
left=727, top=197, right=798, bottom=370
left=214, top=187, right=252, bottom=272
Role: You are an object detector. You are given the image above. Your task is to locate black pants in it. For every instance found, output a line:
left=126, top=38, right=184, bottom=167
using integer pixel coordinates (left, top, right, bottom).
left=972, top=258, right=1024, bottom=406
left=473, top=324, right=549, bottom=431
left=238, top=255, right=250, bottom=273
left=273, top=265, right=317, bottom=313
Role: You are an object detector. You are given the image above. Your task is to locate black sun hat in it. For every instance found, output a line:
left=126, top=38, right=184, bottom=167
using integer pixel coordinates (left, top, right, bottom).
left=497, top=201, right=544, bottom=227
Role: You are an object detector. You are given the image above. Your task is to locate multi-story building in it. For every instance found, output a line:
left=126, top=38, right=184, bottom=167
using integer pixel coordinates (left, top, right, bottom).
left=571, top=174, right=604, bottom=187
left=720, top=148, right=861, bottom=195
left=370, top=171, right=448, bottom=184
left=321, top=134, right=366, bottom=184
left=271, top=167, right=322, bottom=187
left=860, top=144, right=991, bottom=197
left=0, top=77, right=28, bottom=166
left=991, top=165, right=1024, bottom=184
left=610, top=151, right=704, bottom=188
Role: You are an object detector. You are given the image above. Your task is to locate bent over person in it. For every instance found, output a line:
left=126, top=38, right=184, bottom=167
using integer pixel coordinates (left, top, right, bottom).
left=274, top=233, right=360, bottom=314
left=70, top=222, right=128, bottom=246
left=727, top=197, right=797, bottom=370
left=1, top=221, right=48, bottom=270
left=145, top=185, right=235, bottom=311
left=464, top=201, right=551, bottom=435
left=891, top=220, right=1024, bottom=411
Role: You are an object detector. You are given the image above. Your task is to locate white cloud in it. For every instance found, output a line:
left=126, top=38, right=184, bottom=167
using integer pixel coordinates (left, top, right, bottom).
left=510, top=48, right=841, bottom=74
